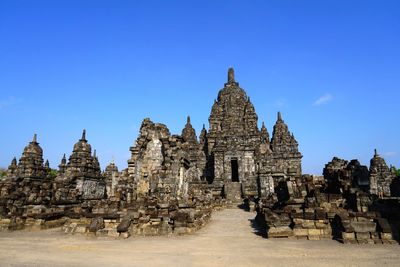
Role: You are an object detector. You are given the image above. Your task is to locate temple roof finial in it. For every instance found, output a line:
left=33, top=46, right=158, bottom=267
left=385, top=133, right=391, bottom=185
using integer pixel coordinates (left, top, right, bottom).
left=93, top=149, right=97, bottom=158
left=187, top=116, right=191, bottom=124
left=61, top=153, right=66, bottom=164
left=81, top=129, right=86, bottom=141
left=374, top=149, right=378, bottom=157
left=277, top=111, right=283, bottom=121
left=202, top=124, right=206, bottom=130
left=228, top=67, right=235, bottom=83
left=32, top=133, right=37, bottom=143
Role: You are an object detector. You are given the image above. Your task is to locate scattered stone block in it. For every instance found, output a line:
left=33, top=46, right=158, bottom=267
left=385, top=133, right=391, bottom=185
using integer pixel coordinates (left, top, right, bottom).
left=351, top=221, right=376, bottom=233
left=89, top=217, right=105, bottom=233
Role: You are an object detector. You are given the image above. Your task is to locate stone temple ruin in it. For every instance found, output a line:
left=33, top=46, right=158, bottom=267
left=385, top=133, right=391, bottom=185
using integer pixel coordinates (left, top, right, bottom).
left=1, top=68, right=399, bottom=244
left=206, top=68, right=302, bottom=202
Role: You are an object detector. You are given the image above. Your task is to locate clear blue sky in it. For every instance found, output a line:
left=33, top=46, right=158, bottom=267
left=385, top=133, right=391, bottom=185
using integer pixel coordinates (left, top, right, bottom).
left=0, top=0, right=399, bottom=174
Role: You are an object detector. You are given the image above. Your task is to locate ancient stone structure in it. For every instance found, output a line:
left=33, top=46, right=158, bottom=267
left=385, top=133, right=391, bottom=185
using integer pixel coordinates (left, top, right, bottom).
left=369, top=149, right=395, bottom=197
left=127, top=118, right=206, bottom=200
left=6, top=157, right=17, bottom=177
left=64, top=130, right=102, bottom=180
left=1, top=68, right=399, bottom=243
left=54, top=130, right=105, bottom=201
left=323, top=157, right=370, bottom=194
left=13, top=134, right=47, bottom=179
left=104, top=161, right=119, bottom=198
left=256, top=151, right=400, bottom=244
left=58, top=154, right=67, bottom=174
left=205, top=68, right=302, bottom=202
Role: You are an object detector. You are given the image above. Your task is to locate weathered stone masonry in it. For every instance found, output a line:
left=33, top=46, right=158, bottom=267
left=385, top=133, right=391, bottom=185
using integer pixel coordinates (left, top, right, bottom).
left=205, top=68, right=302, bottom=202
left=1, top=68, right=399, bottom=243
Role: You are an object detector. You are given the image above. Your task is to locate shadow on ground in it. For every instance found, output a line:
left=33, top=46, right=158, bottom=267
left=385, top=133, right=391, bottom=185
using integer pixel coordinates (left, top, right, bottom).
left=236, top=200, right=266, bottom=238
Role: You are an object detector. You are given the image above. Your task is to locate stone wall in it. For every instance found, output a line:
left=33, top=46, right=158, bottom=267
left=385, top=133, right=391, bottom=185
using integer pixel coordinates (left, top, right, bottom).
left=256, top=155, right=400, bottom=244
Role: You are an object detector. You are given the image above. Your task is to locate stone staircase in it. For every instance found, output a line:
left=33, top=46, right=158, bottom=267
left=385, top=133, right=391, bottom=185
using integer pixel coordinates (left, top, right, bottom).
left=225, top=182, right=243, bottom=207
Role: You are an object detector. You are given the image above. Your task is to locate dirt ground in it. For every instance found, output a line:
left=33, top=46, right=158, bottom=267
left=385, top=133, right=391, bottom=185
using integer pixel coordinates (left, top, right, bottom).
left=0, top=208, right=399, bottom=267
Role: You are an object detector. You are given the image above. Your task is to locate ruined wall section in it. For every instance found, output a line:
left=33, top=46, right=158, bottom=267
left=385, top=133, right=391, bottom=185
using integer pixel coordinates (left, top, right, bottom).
left=127, top=118, right=204, bottom=200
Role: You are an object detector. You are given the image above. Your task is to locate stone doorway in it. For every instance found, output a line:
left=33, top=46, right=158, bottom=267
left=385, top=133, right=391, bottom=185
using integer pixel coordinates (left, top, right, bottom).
left=231, top=159, right=239, bottom=182
left=275, top=181, right=290, bottom=202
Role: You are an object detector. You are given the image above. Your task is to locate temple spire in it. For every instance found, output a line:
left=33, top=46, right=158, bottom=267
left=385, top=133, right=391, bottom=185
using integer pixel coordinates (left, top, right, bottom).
left=277, top=111, right=283, bottom=122
left=58, top=154, right=67, bottom=173
left=182, top=115, right=197, bottom=144
left=61, top=154, right=66, bottom=164
left=81, top=129, right=86, bottom=141
left=228, top=67, right=235, bottom=83
left=374, top=149, right=378, bottom=157
left=32, top=133, right=37, bottom=143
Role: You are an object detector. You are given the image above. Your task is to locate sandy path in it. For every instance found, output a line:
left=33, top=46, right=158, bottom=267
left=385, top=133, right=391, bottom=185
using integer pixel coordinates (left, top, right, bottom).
left=0, top=209, right=399, bottom=267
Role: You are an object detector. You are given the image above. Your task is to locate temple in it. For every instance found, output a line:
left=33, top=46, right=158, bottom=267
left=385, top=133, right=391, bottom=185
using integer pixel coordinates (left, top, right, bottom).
left=124, top=68, right=302, bottom=203
left=204, top=68, right=302, bottom=201
left=0, top=68, right=399, bottom=244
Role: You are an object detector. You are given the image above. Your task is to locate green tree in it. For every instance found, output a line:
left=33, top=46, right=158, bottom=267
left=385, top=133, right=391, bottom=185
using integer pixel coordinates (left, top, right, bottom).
left=392, top=166, right=400, bottom=178
left=48, top=169, right=58, bottom=179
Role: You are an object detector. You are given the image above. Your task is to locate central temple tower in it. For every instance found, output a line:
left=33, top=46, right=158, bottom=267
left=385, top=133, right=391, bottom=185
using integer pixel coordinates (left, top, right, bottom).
left=206, top=68, right=261, bottom=199
left=205, top=68, right=302, bottom=201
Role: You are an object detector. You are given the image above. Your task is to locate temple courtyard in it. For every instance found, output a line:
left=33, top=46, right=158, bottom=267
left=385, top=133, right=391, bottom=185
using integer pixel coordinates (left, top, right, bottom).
left=0, top=208, right=399, bottom=267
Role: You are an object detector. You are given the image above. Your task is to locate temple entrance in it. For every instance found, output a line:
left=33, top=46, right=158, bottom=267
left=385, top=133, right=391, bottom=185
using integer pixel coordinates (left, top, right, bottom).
left=275, top=181, right=290, bottom=202
left=231, top=159, right=239, bottom=182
